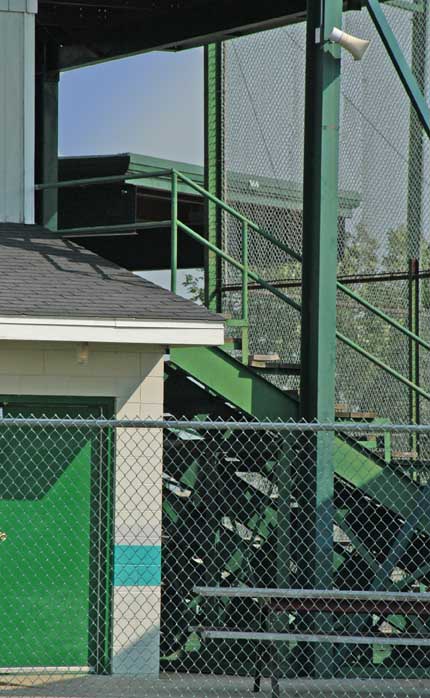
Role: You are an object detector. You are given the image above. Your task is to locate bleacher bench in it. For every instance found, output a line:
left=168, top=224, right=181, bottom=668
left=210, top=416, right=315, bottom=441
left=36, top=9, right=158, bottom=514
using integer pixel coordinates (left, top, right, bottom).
left=192, top=587, right=430, bottom=698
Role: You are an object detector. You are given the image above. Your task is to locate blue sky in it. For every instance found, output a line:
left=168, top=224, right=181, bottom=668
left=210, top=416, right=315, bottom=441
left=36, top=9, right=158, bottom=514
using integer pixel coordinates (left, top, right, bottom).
left=59, top=48, right=204, bottom=165
left=59, top=49, right=204, bottom=295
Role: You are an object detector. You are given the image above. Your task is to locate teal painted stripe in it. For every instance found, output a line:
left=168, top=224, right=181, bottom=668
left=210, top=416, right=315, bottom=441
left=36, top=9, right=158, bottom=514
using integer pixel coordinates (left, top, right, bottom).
left=114, top=545, right=161, bottom=586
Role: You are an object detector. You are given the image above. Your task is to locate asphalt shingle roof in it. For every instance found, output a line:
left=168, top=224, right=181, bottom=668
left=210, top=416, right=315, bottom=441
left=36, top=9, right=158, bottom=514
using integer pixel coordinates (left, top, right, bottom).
left=0, top=223, right=223, bottom=323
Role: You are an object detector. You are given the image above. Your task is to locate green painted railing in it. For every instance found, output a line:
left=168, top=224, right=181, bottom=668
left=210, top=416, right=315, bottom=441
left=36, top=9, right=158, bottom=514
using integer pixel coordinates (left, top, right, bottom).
left=36, top=167, right=430, bottom=403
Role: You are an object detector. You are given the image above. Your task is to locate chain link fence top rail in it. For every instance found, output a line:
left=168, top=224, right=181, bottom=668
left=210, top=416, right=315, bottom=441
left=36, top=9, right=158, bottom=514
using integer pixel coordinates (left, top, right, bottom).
left=0, top=416, right=429, bottom=698
left=220, top=4, right=430, bottom=423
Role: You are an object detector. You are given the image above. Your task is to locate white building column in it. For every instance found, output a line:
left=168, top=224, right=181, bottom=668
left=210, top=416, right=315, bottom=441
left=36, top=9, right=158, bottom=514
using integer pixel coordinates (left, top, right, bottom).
left=0, top=0, right=37, bottom=223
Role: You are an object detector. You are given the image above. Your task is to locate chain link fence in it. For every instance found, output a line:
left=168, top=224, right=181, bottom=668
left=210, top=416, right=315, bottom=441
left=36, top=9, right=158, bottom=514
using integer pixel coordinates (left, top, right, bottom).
left=220, top=3, right=430, bottom=419
left=0, top=416, right=429, bottom=697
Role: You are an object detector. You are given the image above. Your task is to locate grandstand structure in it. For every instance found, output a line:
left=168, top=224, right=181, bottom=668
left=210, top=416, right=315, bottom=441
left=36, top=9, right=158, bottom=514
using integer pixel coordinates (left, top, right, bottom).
left=0, top=0, right=429, bottom=691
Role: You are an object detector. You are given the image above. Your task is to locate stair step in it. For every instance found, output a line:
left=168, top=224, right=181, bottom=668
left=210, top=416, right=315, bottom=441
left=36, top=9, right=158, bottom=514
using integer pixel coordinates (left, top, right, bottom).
left=278, top=395, right=378, bottom=421
left=250, top=353, right=280, bottom=364
left=283, top=389, right=300, bottom=399
left=222, top=337, right=242, bottom=350
left=250, top=362, right=301, bottom=375
left=357, top=434, right=377, bottom=441
left=391, top=450, right=418, bottom=460
left=249, top=354, right=300, bottom=374
left=335, top=403, right=349, bottom=412
left=335, top=410, right=378, bottom=420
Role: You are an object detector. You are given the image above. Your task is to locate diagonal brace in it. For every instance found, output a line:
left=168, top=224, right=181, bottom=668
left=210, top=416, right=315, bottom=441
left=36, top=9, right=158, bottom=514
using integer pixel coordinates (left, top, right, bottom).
left=367, top=0, right=430, bottom=138
left=374, top=481, right=430, bottom=588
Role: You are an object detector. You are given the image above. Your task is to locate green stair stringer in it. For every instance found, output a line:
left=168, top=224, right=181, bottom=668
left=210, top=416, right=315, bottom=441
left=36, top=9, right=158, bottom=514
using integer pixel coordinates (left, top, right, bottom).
left=170, top=346, right=429, bottom=535
left=170, top=346, right=299, bottom=421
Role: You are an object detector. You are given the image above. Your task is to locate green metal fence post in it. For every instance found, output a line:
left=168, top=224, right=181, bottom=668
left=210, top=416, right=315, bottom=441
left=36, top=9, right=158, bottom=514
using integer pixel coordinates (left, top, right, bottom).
left=204, top=43, right=223, bottom=312
left=171, top=171, right=178, bottom=294
left=35, top=41, right=59, bottom=230
left=407, top=2, right=427, bottom=455
left=298, top=0, right=343, bottom=677
left=241, top=221, right=249, bottom=365
left=409, top=259, right=421, bottom=454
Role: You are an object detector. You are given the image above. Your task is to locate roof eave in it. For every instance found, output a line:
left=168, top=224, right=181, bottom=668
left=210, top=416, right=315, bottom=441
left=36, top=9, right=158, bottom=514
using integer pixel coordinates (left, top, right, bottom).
left=0, top=316, right=225, bottom=347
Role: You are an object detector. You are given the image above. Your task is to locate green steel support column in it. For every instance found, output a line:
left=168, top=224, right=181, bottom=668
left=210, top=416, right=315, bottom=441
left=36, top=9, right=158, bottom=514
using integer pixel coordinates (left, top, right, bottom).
left=171, top=171, right=178, bottom=293
left=407, top=3, right=427, bottom=454
left=408, top=258, right=420, bottom=453
left=241, top=221, right=249, bottom=364
left=298, top=0, right=342, bottom=677
left=204, top=43, right=223, bottom=312
left=35, top=42, right=59, bottom=230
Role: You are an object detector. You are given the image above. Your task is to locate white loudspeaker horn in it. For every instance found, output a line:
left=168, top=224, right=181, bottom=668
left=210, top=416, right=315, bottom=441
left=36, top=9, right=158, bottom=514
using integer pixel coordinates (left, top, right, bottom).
left=329, top=27, right=370, bottom=61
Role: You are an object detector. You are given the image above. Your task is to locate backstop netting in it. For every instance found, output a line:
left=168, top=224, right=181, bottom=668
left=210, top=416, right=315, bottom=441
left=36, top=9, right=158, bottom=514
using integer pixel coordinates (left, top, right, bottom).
left=220, top=2, right=430, bottom=433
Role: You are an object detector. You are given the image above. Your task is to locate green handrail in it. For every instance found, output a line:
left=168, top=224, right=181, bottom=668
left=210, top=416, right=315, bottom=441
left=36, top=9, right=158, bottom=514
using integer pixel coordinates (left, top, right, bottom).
left=337, top=281, right=430, bottom=352
left=35, top=167, right=428, bottom=401
left=336, top=332, right=430, bottom=402
left=174, top=170, right=303, bottom=263
left=173, top=168, right=430, bottom=354
left=175, top=217, right=430, bottom=401
left=176, top=220, right=301, bottom=312
left=35, top=169, right=172, bottom=191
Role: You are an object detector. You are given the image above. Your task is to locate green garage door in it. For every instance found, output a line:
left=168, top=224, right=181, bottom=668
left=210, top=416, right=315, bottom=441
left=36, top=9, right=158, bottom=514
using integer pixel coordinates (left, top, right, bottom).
left=0, top=397, right=114, bottom=671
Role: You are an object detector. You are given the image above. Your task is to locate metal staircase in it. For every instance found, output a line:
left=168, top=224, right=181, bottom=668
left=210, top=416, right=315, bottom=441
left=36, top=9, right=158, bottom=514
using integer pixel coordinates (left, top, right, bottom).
left=39, top=167, right=430, bottom=676
left=163, top=349, right=430, bottom=677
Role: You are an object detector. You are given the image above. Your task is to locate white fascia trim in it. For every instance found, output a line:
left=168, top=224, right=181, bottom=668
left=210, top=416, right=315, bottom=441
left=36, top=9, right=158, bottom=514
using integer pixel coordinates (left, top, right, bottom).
left=0, top=316, right=225, bottom=346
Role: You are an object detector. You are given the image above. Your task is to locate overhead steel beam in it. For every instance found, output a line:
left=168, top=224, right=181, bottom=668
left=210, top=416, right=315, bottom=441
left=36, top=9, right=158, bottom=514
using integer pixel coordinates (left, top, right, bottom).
left=48, top=1, right=307, bottom=70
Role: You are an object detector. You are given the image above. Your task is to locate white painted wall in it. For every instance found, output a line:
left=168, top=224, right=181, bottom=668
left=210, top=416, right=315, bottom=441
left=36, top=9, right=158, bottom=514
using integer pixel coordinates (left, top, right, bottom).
left=0, top=339, right=164, bottom=676
left=0, top=340, right=163, bottom=413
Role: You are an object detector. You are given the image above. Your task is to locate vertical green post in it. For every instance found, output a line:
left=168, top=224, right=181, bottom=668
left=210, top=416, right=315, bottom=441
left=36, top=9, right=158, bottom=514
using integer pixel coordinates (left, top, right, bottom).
left=35, top=41, right=59, bottom=230
left=204, top=43, right=223, bottom=312
left=408, top=259, right=420, bottom=453
left=241, top=221, right=249, bottom=365
left=407, top=3, right=427, bottom=454
left=298, top=0, right=342, bottom=676
left=171, top=171, right=178, bottom=294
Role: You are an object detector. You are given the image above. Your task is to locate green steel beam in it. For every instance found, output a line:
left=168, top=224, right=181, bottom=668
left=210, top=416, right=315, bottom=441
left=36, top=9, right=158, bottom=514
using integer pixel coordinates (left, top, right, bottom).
left=35, top=169, right=171, bottom=190
left=63, top=220, right=171, bottom=237
left=407, top=2, right=427, bottom=452
left=204, top=44, right=223, bottom=313
left=334, top=438, right=430, bottom=536
left=241, top=221, right=249, bottom=364
left=170, top=345, right=430, bottom=540
left=300, top=0, right=342, bottom=420
left=367, top=0, right=430, bottom=138
left=169, top=346, right=299, bottom=422
left=374, top=480, right=430, bottom=589
left=35, top=42, right=59, bottom=230
left=171, top=171, right=178, bottom=294
left=298, top=0, right=343, bottom=675
left=334, top=511, right=380, bottom=575
left=408, top=259, right=421, bottom=450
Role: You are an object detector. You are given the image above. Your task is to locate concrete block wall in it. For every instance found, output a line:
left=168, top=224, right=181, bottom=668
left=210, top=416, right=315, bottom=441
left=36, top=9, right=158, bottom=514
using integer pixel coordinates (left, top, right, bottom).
left=0, top=340, right=164, bottom=675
